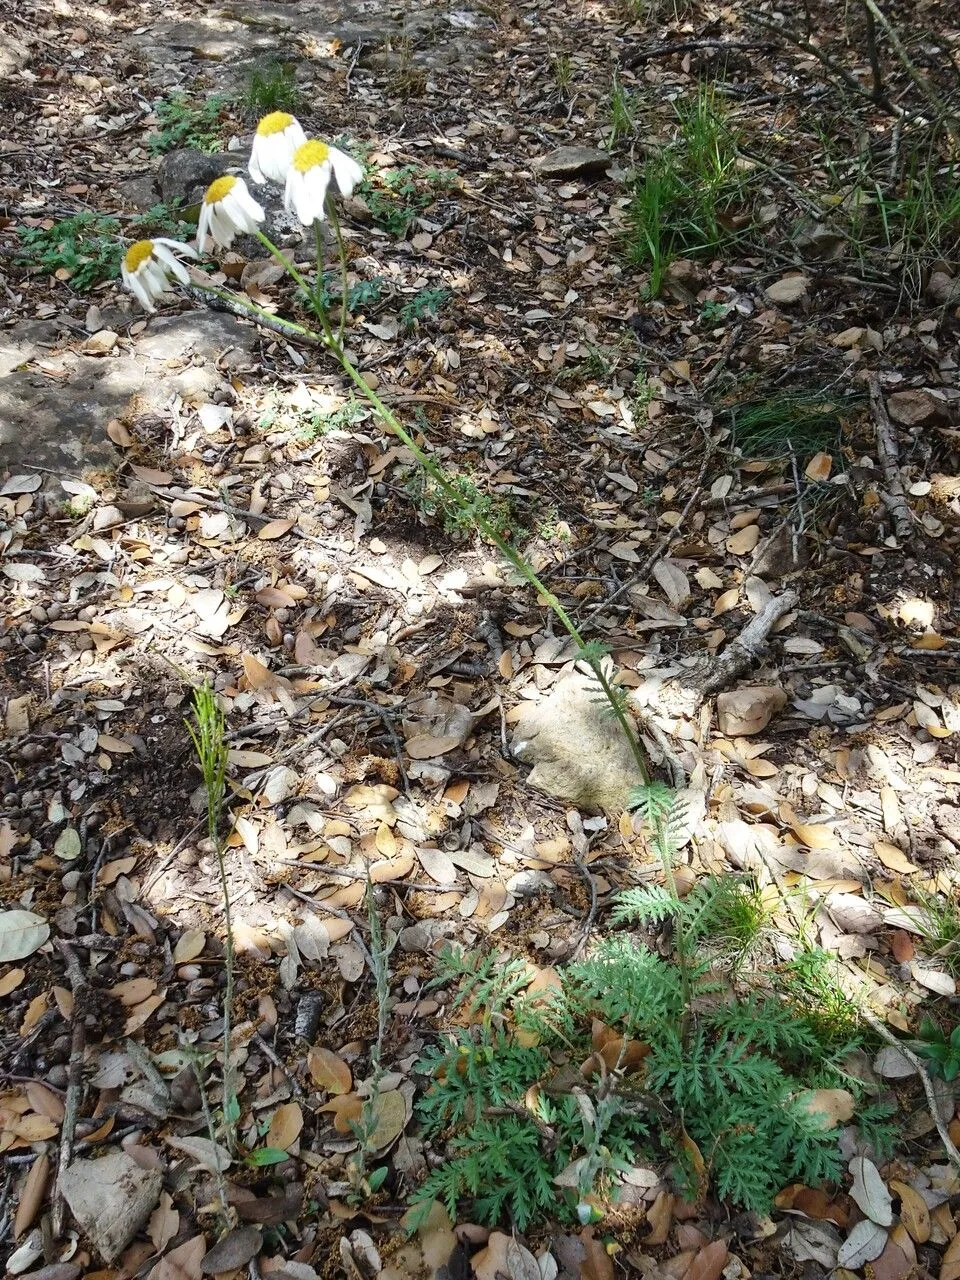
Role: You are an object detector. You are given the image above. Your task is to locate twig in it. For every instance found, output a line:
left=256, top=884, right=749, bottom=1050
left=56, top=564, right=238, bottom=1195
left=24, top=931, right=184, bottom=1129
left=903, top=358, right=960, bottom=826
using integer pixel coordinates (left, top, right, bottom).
left=485, top=1101, right=558, bottom=1147
left=324, top=694, right=411, bottom=797
left=861, top=1009, right=960, bottom=1171
left=857, top=0, right=960, bottom=145
left=627, top=38, right=776, bottom=66
left=253, top=1033, right=304, bottom=1098
left=51, top=943, right=86, bottom=1238
left=867, top=375, right=913, bottom=542
left=568, top=842, right=598, bottom=961
left=694, top=589, right=799, bottom=698
left=745, top=9, right=897, bottom=113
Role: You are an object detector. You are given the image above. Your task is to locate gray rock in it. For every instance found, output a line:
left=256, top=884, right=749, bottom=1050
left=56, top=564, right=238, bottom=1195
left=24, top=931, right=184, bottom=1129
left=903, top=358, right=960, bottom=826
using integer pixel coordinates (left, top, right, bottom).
left=157, top=149, right=238, bottom=206
left=886, top=388, right=951, bottom=428
left=0, top=320, right=61, bottom=378
left=0, top=357, right=145, bottom=477
left=157, top=17, right=280, bottom=61
left=59, top=1151, right=162, bottom=1263
left=0, top=312, right=260, bottom=482
left=511, top=668, right=644, bottom=812
left=535, top=146, right=612, bottom=179
left=118, top=174, right=160, bottom=212
left=0, top=28, right=29, bottom=80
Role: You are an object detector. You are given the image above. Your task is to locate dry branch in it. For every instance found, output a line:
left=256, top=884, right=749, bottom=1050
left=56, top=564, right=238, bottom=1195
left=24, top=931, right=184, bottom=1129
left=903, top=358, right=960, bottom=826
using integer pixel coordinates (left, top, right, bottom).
left=695, top=590, right=799, bottom=699
left=867, top=375, right=913, bottom=542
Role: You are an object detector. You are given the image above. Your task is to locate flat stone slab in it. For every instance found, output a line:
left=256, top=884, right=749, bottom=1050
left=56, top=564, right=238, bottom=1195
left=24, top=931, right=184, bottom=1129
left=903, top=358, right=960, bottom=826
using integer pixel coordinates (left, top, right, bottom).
left=535, top=146, right=612, bottom=179
left=0, top=312, right=261, bottom=482
left=511, top=667, right=645, bottom=813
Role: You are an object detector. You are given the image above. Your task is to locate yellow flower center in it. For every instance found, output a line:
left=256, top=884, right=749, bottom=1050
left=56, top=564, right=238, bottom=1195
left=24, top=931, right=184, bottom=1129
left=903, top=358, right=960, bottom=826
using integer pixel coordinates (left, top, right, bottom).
left=124, top=240, right=155, bottom=273
left=292, top=140, right=330, bottom=174
left=257, top=111, right=294, bottom=137
left=205, top=175, right=238, bottom=205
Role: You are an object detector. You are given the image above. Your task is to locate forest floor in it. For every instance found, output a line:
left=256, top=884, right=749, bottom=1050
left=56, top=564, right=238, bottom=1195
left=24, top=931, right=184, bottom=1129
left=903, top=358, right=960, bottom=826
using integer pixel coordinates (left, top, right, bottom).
left=2, top=0, right=960, bottom=1276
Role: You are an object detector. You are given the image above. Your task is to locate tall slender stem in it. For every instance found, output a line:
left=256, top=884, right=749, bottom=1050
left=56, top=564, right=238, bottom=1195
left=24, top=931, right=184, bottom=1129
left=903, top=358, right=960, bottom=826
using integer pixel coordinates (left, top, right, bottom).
left=253, top=229, right=315, bottom=302
left=324, top=200, right=350, bottom=345
left=314, top=325, right=650, bottom=783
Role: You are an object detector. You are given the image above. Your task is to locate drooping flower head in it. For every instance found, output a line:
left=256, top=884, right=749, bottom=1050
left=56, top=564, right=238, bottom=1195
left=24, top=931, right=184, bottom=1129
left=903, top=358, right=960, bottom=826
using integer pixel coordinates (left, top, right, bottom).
left=248, top=112, right=308, bottom=185
left=121, top=238, right=197, bottom=312
left=284, top=139, right=364, bottom=226
left=197, top=175, right=265, bottom=252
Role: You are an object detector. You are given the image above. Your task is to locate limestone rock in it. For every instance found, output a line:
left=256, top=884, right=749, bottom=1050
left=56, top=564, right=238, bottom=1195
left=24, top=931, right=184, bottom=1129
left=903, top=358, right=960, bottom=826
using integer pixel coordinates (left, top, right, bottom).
left=511, top=669, right=645, bottom=812
left=886, top=388, right=950, bottom=428
left=535, top=146, right=612, bottom=179
left=764, top=274, right=810, bottom=305
left=59, top=1151, right=162, bottom=1263
left=157, top=149, right=238, bottom=206
left=0, top=28, right=29, bottom=80
left=0, top=313, right=259, bottom=482
left=716, top=686, right=787, bottom=737
left=927, top=271, right=960, bottom=307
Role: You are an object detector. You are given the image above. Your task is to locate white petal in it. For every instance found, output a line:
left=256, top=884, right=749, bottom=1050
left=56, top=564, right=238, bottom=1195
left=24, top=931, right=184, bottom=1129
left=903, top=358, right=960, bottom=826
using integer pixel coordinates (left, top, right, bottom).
left=151, top=242, right=180, bottom=271
left=155, top=237, right=197, bottom=259
left=143, top=260, right=168, bottom=295
left=329, top=147, right=364, bottom=197
left=129, top=274, right=155, bottom=311
left=283, top=170, right=298, bottom=216
left=233, top=184, right=265, bottom=223
left=296, top=165, right=329, bottom=224
left=197, top=203, right=213, bottom=252
left=248, top=154, right=266, bottom=185
left=210, top=206, right=235, bottom=248
left=169, top=257, right=192, bottom=285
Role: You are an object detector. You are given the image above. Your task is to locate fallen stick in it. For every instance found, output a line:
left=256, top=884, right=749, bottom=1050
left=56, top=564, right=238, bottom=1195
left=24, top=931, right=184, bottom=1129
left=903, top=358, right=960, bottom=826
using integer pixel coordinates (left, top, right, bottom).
left=51, top=942, right=87, bottom=1238
left=695, top=589, right=799, bottom=699
left=867, top=374, right=913, bottom=542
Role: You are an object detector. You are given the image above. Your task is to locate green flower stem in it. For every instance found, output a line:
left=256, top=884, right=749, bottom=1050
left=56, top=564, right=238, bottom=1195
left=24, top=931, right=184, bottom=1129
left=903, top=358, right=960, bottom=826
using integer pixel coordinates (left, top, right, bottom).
left=190, top=279, right=326, bottom=345
left=253, top=229, right=316, bottom=304
left=312, top=217, right=326, bottom=313
left=314, top=323, right=650, bottom=784
left=324, top=199, right=350, bottom=345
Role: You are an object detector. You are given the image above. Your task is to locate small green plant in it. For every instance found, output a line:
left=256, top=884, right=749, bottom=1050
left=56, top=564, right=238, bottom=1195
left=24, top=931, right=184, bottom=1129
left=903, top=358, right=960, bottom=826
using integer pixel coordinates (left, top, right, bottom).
left=700, top=298, right=730, bottom=324
left=400, top=286, right=450, bottom=329
left=409, top=785, right=893, bottom=1230
left=359, top=165, right=456, bottom=237
left=552, top=51, right=573, bottom=93
left=407, top=469, right=523, bottom=543
left=181, top=683, right=239, bottom=1223
left=624, top=84, right=750, bottom=295
left=17, top=203, right=195, bottom=294
left=914, top=1016, right=960, bottom=1081
left=131, top=201, right=195, bottom=241
left=148, top=92, right=231, bottom=154
left=347, top=277, right=386, bottom=311
left=911, top=887, right=960, bottom=978
left=255, top=389, right=367, bottom=439
left=242, top=60, right=301, bottom=117
left=302, top=395, right=367, bottom=439
left=609, top=72, right=636, bottom=148
left=16, top=213, right=123, bottom=291
left=534, top=506, right=572, bottom=543
left=724, top=387, right=861, bottom=460
left=779, top=945, right=862, bottom=1049
left=344, top=884, right=395, bottom=1203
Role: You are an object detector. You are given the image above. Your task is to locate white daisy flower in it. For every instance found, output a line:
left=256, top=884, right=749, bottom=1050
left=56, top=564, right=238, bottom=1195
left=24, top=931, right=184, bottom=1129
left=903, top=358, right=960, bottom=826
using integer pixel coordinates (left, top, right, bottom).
left=284, top=139, right=364, bottom=226
left=248, top=111, right=308, bottom=185
left=197, top=175, right=265, bottom=252
left=121, top=237, right=197, bottom=312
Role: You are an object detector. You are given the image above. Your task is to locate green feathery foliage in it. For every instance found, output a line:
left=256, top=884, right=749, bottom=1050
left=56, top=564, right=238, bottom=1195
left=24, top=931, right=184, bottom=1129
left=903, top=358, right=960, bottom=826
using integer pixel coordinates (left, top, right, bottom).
left=411, top=870, right=894, bottom=1228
